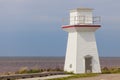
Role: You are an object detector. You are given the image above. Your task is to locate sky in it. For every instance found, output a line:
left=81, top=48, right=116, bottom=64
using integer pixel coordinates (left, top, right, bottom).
left=0, top=0, right=120, bottom=57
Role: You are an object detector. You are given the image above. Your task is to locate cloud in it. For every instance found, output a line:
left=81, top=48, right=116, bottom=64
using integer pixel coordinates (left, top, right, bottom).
left=0, top=0, right=120, bottom=33
left=0, top=0, right=120, bottom=56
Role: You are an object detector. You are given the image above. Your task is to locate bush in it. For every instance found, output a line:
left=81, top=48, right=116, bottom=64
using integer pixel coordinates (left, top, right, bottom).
left=15, top=67, right=64, bottom=74
left=17, top=67, right=29, bottom=74
left=54, top=67, right=63, bottom=71
left=102, top=67, right=120, bottom=74
left=16, top=67, right=42, bottom=74
left=27, top=69, right=40, bottom=73
left=102, top=67, right=111, bottom=74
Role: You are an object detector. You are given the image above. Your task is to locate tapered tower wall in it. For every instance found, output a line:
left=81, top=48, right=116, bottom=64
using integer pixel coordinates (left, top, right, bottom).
left=62, top=8, right=101, bottom=74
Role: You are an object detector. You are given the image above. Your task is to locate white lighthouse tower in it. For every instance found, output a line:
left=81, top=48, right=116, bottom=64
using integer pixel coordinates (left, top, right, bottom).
left=62, top=8, right=101, bottom=74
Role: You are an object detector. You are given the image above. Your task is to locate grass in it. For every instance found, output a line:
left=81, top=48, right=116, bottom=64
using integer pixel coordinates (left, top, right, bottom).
left=2, top=67, right=120, bottom=80
left=15, top=67, right=63, bottom=74
left=47, top=73, right=99, bottom=80
left=102, top=67, right=120, bottom=74
left=4, top=66, right=119, bottom=75
left=47, top=67, right=120, bottom=80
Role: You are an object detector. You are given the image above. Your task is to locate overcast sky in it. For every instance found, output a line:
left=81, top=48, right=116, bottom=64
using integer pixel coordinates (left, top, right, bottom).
left=0, top=0, right=120, bottom=57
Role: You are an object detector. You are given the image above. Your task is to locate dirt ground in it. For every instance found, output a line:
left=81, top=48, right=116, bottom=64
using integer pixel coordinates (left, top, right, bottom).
left=71, top=74, right=120, bottom=80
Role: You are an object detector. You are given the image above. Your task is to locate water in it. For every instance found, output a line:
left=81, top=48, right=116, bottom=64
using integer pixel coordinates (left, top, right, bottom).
left=100, top=57, right=120, bottom=68
left=0, top=57, right=120, bottom=73
left=0, top=57, right=64, bottom=73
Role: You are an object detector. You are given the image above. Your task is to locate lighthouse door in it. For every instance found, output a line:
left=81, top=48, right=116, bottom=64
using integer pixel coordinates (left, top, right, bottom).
left=85, top=56, right=92, bottom=73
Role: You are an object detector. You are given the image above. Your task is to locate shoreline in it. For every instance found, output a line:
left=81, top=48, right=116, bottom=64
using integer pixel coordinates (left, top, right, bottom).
left=0, top=57, right=119, bottom=74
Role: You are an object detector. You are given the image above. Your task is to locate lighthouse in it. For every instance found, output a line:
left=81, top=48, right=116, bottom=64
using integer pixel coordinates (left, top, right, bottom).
left=62, top=8, right=101, bottom=74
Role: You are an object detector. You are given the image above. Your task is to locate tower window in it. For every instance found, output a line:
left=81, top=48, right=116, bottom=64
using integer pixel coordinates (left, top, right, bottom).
left=69, top=64, right=72, bottom=68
